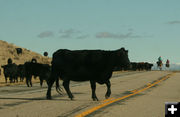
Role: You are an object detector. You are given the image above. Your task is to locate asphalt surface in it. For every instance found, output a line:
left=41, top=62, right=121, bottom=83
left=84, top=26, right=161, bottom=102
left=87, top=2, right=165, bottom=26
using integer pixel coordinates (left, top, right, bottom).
left=0, top=71, right=179, bottom=117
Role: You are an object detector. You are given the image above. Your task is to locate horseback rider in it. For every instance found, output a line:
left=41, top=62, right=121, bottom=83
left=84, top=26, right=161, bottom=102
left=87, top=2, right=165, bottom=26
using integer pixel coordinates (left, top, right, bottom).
left=166, top=59, right=169, bottom=64
left=157, top=56, right=163, bottom=70
left=158, top=56, right=162, bottom=63
left=166, top=59, right=170, bottom=68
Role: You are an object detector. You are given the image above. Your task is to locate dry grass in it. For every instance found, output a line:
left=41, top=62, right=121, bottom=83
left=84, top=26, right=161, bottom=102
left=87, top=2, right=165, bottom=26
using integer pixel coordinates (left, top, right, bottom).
left=0, top=40, right=51, bottom=65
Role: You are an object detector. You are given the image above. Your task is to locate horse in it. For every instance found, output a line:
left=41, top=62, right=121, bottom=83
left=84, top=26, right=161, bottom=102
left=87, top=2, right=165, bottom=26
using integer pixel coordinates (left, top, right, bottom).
left=165, top=63, right=170, bottom=71
left=165, top=63, right=170, bottom=68
left=165, top=59, right=170, bottom=68
left=157, top=61, right=163, bottom=70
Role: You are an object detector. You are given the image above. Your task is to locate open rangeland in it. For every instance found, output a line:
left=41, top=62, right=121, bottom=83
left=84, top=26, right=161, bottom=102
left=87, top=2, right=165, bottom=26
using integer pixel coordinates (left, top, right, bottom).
left=0, top=71, right=180, bottom=117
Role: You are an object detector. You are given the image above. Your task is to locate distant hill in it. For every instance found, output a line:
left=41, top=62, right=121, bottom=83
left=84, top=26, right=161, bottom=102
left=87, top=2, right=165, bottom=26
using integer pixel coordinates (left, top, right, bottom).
left=0, top=40, right=51, bottom=65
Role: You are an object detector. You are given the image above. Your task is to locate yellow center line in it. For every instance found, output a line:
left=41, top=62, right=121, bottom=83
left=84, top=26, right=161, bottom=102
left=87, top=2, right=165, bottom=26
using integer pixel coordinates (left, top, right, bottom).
left=101, top=97, right=115, bottom=103
left=75, top=72, right=175, bottom=117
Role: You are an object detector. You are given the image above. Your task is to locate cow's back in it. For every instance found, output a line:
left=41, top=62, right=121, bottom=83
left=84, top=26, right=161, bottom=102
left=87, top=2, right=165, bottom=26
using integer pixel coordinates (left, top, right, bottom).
left=3, top=64, right=18, bottom=76
left=52, top=49, right=114, bottom=68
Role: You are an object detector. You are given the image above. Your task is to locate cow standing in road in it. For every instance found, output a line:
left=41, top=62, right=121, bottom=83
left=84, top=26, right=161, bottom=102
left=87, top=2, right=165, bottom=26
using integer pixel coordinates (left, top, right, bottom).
left=1, top=58, right=18, bottom=83
left=24, top=61, right=51, bottom=87
left=46, top=48, right=130, bottom=101
left=144, top=62, right=153, bottom=71
left=131, top=62, right=153, bottom=71
left=1, top=63, right=18, bottom=83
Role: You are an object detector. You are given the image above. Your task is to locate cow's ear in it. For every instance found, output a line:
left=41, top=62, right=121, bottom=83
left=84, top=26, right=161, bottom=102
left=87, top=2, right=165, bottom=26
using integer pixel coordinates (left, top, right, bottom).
left=121, top=47, right=125, bottom=51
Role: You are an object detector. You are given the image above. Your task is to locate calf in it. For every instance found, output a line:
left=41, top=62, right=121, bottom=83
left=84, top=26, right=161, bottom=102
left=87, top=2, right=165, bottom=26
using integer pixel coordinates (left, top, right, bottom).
left=24, top=62, right=51, bottom=87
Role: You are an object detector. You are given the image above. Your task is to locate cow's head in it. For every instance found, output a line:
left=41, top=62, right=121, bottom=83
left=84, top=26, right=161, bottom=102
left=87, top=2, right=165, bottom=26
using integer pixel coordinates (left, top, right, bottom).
left=7, top=58, right=12, bottom=64
left=149, top=63, right=153, bottom=68
left=31, top=58, right=37, bottom=63
left=115, top=48, right=131, bottom=69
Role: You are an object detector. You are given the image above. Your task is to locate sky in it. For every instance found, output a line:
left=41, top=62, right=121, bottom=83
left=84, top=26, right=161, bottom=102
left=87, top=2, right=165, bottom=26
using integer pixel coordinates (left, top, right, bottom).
left=0, top=0, right=180, bottom=64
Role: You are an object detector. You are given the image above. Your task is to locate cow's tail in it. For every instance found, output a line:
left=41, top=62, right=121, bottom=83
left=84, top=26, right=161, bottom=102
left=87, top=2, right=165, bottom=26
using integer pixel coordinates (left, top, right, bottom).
left=55, top=78, right=63, bottom=95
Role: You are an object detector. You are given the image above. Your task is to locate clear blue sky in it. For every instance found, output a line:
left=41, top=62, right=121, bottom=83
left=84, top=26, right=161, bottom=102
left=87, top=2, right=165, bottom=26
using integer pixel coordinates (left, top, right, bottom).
left=0, top=0, right=180, bottom=63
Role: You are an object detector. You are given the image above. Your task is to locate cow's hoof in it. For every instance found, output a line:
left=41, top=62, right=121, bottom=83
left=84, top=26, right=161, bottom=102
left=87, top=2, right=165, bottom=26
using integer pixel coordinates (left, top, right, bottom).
left=69, top=96, right=74, bottom=100
left=92, top=97, right=99, bottom=101
left=69, top=94, right=74, bottom=100
left=105, top=95, right=109, bottom=99
left=105, top=94, right=110, bottom=99
left=46, top=95, right=52, bottom=100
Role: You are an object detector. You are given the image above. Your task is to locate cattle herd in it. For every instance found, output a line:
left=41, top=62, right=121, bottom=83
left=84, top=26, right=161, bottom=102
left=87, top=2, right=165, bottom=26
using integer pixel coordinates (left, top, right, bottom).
left=1, top=58, right=50, bottom=87
left=0, top=47, right=154, bottom=101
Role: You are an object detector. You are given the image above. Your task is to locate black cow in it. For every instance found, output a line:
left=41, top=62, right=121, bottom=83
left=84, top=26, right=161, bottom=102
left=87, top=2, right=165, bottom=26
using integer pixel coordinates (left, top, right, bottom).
left=131, top=62, right=153, bottom=71
left=1, top=63, right=18, bottom=83
left=16, top=48, right=23, bottom=55
left=138, top=62, right=153, bottom=71
left=17, top=64, right=26, bottom=82
left=24, top=61, right=51, bottom=87
left=46, top=48, right=130, bottom=101
left=131, top=62, right=138, bottom=71
left=138, top=62, right=146, bottom=70
left=144, top=62, right=153, bottom=71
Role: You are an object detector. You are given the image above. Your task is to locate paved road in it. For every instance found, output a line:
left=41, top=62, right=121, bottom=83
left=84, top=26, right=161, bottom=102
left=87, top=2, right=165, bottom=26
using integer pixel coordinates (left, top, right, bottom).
left=0, top=71, right=179, bottom=117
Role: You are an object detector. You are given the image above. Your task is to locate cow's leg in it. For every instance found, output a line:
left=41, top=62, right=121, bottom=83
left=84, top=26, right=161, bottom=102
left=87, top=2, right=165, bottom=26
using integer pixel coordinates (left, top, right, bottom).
left=90, top=80, right=98, bottom=101
left=30, top=76, right=32, bottom=87
left=9, top=77, right=12, bottom=83
left=26, top=76, right=30, bottom=87
left=46, top=74, right=57, bottom=100
left=40, top=80, right=43, bottom=87
left=15, top=77, right=18, bottom=83
left=9, top=76, right=13, bottom=83
left=5, top=77, right=7, bottom=83
left=40, top=77, right=43, bottom=87
left=63, top=79, right=74, bottom=100
left=105, top=80, right=111, bottom=99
